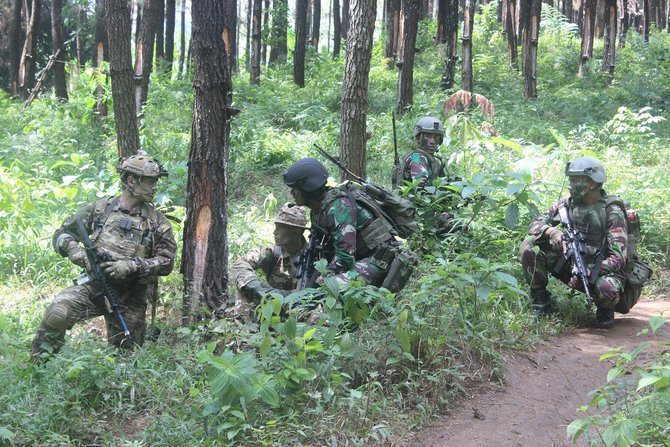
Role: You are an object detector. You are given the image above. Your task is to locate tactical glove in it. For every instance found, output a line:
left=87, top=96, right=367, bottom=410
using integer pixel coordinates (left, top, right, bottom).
left=546, top=227, right=564, bottom=252
left=65, top=241, right=91, bottom=271
left=101, top=259, right=137, bottom=280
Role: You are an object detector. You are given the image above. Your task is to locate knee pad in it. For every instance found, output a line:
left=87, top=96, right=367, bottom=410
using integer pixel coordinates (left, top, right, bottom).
left=43, top=302, right=72, bottom=331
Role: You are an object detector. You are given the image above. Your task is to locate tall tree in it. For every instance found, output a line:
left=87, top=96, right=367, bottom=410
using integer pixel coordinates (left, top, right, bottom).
left=250, top=0, right=262, bottom=84
left=333, top=0, right=342, bottom=57
left=521, top=0, right=541, bottom=98
left=602, top=0, right=617, bottom=78
left=182, top=0, right=233, bottom=320
left=19, top=0, right=41, bottom=92
left=155, top=0, right=165, bottom=61
left=134, top=0, right=160, bottom=116
left=311, top=0, right=321, bottom=48
left=578, top=0, right=596, bottom=77
left=440, top=0, right=458, bottom=88
left=384, top=0, right=400, bottom=68
left=106, top=0, right=141, bottom=156
left=179, top=0, right=186, bottom=75
left=51, top=0, right=68, bottom=100
left=461, top=0, right=475, bottom=92
left=134, top=0, right=142, bottom=44
left=342, top=0, right=350, bottom=38
left=245, top=0, right=252, bottom=68
left=396, top=0, right=419, bottom=113
left=165, top=0, right=176, bottom=71
left=339, top=0, right=377, bottom=179
left=294, top=0, right=308, bottom=86
left=618, top=0, right=629, bottom=48
left=262, top=0, right=270, bottom=63
left=269, top=0, right=288, bottom=63
left=505, top=0, right=518, bottom=68
left=436, top=0, right=447, bottom=42
left=9, top=0, right=24, bottom=96
left=93, top=0, right=108, bottom=116
left=223, top=0, right=238, bottom=72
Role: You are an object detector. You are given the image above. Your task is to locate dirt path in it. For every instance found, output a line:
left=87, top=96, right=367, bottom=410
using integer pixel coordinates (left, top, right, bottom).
left=413, top=300, right=670, bottom=447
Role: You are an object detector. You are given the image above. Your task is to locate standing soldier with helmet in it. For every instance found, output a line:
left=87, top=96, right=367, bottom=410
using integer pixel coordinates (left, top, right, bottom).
left=31, top=151, right=177, bottom=360
left=520, top=156, right=628, bottom=328
left=230, top=204, right=309, bottom=321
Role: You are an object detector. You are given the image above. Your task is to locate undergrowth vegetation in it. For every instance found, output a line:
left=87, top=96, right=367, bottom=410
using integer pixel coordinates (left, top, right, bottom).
left=1, top=6, right=669, bottom=446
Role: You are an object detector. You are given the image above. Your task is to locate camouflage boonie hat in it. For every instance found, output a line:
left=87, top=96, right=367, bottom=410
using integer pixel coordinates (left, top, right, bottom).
left=275, top=204, right=308, bottom=228
left=117, top=150, right=168, bottom=178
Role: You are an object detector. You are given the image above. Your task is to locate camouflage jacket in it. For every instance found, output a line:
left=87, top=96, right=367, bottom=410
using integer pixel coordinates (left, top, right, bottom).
left=527, top=193, right=628, bottom=276
left=400, top=149, right=445, bottom=188
left=313, top=187, right=394, bottom=273
left=231, top=243, right=305, bottom=291
left=53, top=196, right=176, bottom=284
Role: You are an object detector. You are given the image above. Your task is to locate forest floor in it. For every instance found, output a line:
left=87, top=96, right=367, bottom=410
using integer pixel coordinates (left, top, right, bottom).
left=411, top=299, right=670, bottom=447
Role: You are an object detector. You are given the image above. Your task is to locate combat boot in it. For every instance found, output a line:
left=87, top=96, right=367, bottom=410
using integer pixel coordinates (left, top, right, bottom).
left=530, top=288, right=552, bottom=316
left=594, top=306, right=615, bottom=329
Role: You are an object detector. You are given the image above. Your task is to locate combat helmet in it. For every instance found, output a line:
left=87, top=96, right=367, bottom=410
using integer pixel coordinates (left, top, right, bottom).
left=564, top=156, right=607, bottom=183
left=275, top=204, right=308, bottom=228
left=117, top=150, right=168, bottom=178
left=413, top=116, right=445, bottom=137
left=283, top=158, right=329, bottom=192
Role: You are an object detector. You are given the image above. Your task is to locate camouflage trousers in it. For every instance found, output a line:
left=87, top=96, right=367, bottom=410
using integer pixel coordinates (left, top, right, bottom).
left=31, top=282, right=148, bottom=359
left=520, top=236, right=622, bottom=308
left=333, top=257, right=386, bottom=287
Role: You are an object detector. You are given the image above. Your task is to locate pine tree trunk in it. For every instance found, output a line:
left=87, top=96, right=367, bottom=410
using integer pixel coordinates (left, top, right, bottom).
left=93, top=0, right=108, bottom=116
left=642, top=0, right=650, bottom=40
left=134, top=0, right=142, bottom=44
left=440, top=0, right=458, bottom=88
left=602, top=0, right=617, bottom=78
left=246, top=0, right=252, bottom=68
left=183, top=0, right=232, bottom=320
left=436, top=0, right=447, bottom=43
left=251, top=0, right=262, bottom=84
left=506, top=0, right=518, bottom=68
left=134, top=0, right=159, bottom=117
left=165, top=0, right=176, bottom=70
left=311, top=0, right=321, bottom=48
left=10, top=0, right=24, bottom=97
left=51, top=0, right=68, bottom=100
left=397, top=0, right=419, bottom=114
left=19, top=0, right=41, bottom=92
left=262, top=0, right=270, bottom=63
left=179, top=0, right=186, bottom=75
left=339, top=0, right=377, bottom=180
left=342, top=0, right=350, bottom=38
left=269, top=0, right=288, bottom=63
left=619, top=0, right=628, bottom=47
left=156, top=0, right=165, bottom=62
left=223, top=0, right=238, bottom=73
left=333, top=0, right=342, bottom=57
left=522, top=0, right=541, bottom=98
left=294, top=0, right=308, bottom=86
left=461, top=0, right=475, bottom=92
left=579, top=0, right=596, bottom=77
left=107, top=0, right=141, bottom=156
left=384, top=0, right=400, bottom=68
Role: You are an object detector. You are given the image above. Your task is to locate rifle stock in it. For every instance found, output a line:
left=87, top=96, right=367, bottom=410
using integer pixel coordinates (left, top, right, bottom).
left=67, top=217, right=133, bottom=342
left=557, top=203, right=593, bottom=305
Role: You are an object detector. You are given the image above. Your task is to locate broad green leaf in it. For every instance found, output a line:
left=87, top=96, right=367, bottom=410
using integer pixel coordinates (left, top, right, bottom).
left=494, top=271, right=518, bottom=287
left=637, top=375, right=662, bottom=391
left=566, top=419, right=590, bottom=442
left=259, top=334, right=272, bottom=358
left=649, top=316, right=667, bottom=334
left=504, top=202, right=519, bottom=229
left=284, top=317, right=297, bottom=339
left=607, top=365, right=625, bottom=382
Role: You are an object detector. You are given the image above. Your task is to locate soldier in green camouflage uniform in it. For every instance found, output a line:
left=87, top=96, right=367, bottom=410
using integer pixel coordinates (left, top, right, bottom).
left=231, top=204, right=308, bottom=320
left=394, top=116, right=448, bottom=188
left=520, top=156, right=627, bottom=328
left=283, top=158, right=397, bottom=287
left=31, top=152, right=176, bottom=360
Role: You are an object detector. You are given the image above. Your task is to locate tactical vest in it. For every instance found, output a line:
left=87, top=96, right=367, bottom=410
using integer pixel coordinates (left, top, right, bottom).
left=394, top=149, right=445, bottom=186
left=568, top=198, right=609, bottom=265
left=90, top=197, right=160, bottom=261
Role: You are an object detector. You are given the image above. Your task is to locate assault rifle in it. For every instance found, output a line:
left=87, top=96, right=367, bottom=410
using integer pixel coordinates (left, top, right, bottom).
left=66, top=216, right=133, bottom=343
left=557, top=202, right=594, bottom=306
left=295, top=222, right=331, bottom=290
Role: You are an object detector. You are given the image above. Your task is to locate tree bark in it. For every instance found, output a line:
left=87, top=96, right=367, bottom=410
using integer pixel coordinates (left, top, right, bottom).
left=262, top=0, right=270, bottom=63
left=251, top=0, right=262, bottom=84
left=440, top=0, right=458, bottom=88
left=294, top=0, right=308, bottom=86
left=333, top=0, right=342, bottom=57
left=461, top=0, right=475, bottom=92
left=134, top=0, right=159, bottom=117
left=134, top=0, right=142, bottom=44
left=51, top=0, right=68, bottom=101
left=602, top=0, right=617, bottom=78
left=19, top=0, right=41, bottom=92
left=396, top=0, right=419, bottom=114
left=642, top=0, right=650, bottom=40
left=311, top=0, right=321, bottom=48
left=223, top=0, right=238, bottom=72
left=578, top=0, right=596, bottom=77
left=339, top=0, right=377, bottom=180
left=269, top=0, right=288, bottom=63
left=182, top=0, right=233, bottom=320
left=93, top=0, right=108, bottom=116
left=618, top=0, right=628, bottom=47
left=505, top=0, right=518, bottom=68
left=165, top=0, right=176, bottom=70
left=179, top=0, right=186, bottom=75
left=106, top=0, right=141, bottom=157
left=436, top=0, right=447, bottom=42
left=245, top=0, right=252, bottom=68
left=10, top=0, right=24, bottom=96
left=522, top=0, right=541, bottom=98
left=156, top=0, right=165, bottom=62
left=342, top=0, right=350, bottom=38
left=384, top=0, right=400, bottom=68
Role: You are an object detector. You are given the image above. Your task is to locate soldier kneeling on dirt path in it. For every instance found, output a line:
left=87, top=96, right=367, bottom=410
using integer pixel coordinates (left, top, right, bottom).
left=230, top=203, right=308, bottom=322
left=520, top=156, right=629, bottom=328
left=31, top=151, right=176, bottom=361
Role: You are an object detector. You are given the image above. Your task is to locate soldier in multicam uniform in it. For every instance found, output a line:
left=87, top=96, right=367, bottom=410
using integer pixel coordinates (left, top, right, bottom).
left=31, top=152, right=177, bottom=360
left=283, top=158, right=398, bottom=287
left=230, top=204, right=308, bottom=320
left=520, top=156, right=627, bottom=328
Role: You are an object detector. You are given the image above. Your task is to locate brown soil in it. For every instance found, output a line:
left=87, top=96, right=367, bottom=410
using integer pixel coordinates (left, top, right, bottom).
left=412, top=300, right=670, bottom=447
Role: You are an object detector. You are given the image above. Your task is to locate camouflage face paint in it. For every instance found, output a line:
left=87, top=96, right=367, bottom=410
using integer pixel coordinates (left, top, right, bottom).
left=568, top=176, right=590, bottom=204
